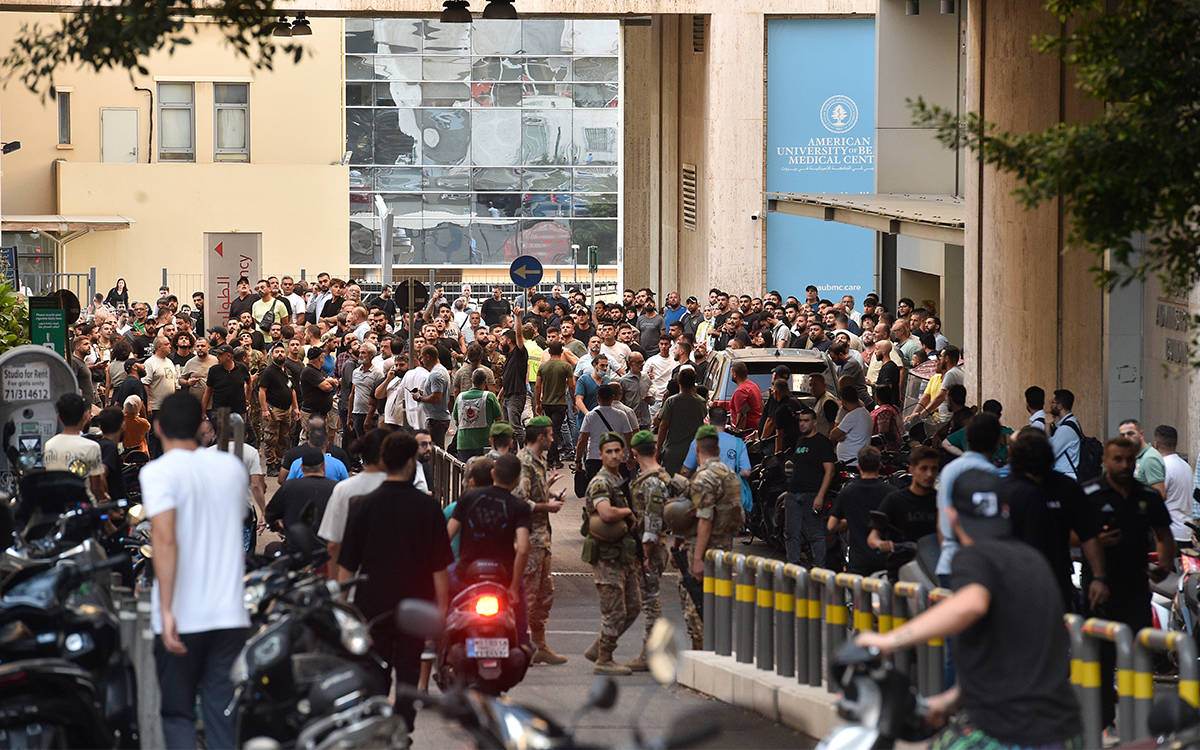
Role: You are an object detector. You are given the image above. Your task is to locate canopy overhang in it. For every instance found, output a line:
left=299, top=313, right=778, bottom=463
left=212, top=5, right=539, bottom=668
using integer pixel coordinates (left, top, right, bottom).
left=767, top=193, right=964, bottom=245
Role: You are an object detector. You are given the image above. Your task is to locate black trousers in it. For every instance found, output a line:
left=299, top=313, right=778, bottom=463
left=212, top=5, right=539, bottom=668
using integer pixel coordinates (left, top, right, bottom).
left=1091, top=599, right=1150, bottom=728
left=154, top=627, right=249, bottom=750
left=543, top=404, right=568, bottom=463
left=375, top=628, right=425, bottom=730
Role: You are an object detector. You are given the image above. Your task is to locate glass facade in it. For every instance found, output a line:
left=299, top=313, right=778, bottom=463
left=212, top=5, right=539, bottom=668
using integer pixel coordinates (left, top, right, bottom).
left=345, top=18, right=622, bottom=272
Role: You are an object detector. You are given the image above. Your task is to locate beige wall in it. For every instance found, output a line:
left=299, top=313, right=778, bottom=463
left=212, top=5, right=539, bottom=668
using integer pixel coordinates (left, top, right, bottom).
left=56, top=162, right=348, bottom=297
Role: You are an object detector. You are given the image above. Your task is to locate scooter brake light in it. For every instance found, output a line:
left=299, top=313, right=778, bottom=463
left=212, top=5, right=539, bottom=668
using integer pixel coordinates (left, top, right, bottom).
left=475, top=595, right=500, bottom=617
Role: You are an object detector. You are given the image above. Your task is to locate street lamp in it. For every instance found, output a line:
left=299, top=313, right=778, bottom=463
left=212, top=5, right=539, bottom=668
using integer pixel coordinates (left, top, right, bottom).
left=271, top=17, right=292, bottom=36
left=483, top=0, right=518, bottom=19
left=290, top=12, right=313, bottom=35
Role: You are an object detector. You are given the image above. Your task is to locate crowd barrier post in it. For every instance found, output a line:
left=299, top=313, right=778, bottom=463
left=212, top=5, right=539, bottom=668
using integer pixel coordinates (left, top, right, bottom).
left=773, top=562, right=795, bottom=678
left=713, top=551, right=733, bottom=657
left=733, top=555, right=756, bottom=664
left=1080, top=618, right=1133, bottom=742
left=849, top=575, right=872, bottom=633
left=859, top=577, right=893, bottom=634
left=925, top=587, right=952, bottom=695
left=807, top=568, right=842, bottom=690
left=702, top=550, right=716, bottom=651
left=1132, top=627, right=1200, bottom=741
left=891, top=582, right=929, bottom=695
left=754, top=557, right=775, bottom=670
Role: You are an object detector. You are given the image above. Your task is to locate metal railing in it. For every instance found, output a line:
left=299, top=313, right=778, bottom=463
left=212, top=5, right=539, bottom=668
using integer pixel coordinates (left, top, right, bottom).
left=20, top=269, right=96, bottom=303
left=430, top=445, right=466, bottom=509
left=699, top=551, right=1200, bottom=744
left=111, top=584, right=164, bottom=750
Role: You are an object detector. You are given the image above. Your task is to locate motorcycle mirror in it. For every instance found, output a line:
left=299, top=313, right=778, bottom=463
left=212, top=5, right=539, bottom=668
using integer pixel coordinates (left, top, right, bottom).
left=285, top=523, right=320, bottom=555
left=126, top=505, right=146, bottom=525
left=395, top=599, right=443, bottom=639
left=584, top=676, right=618, bottom=711
left=646, top=618, right=679, bottom=685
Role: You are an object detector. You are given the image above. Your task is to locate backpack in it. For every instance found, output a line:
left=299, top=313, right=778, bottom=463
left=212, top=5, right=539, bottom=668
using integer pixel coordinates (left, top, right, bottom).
left=1061, top=419, right=1103, bottom=481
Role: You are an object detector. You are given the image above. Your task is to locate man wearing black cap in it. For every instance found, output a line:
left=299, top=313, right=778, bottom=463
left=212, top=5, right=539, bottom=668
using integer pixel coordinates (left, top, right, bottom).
left=299, top=345, right=338, bottom=432
left=680, top=296, right=703, bottom=337
left=265, top=447, right=336, bottom=533
left=257, top=343, right=301, bottom=476
left=857, top=469, right=1083, bottom=749
left=202, top=344, right=251, bottom=418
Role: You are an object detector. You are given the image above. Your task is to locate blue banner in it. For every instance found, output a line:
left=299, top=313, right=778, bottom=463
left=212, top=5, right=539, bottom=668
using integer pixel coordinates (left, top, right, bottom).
left=766, top=18, right=876, bottom=300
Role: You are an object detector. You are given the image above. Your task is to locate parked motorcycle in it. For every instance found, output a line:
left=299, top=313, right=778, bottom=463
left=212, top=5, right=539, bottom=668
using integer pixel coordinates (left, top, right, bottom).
left=438, top=559, right=530, bottom=695
left=231, top=528, right=399, bottom=749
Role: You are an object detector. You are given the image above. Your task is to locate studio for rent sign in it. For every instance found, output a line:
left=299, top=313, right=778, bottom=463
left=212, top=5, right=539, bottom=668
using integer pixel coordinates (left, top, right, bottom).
left=766, top=17, right=876, bottom=299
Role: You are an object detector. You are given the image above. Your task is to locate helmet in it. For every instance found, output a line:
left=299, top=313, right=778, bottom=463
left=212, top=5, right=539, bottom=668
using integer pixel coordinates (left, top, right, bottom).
left=588, top=515, right=628, bottom=543
left=664, top=499, right=697, bottom=535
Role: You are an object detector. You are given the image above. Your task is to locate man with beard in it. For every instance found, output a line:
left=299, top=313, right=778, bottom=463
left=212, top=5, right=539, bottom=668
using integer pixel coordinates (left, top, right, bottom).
left=499, top=305, right=529, bottom=446
left=257, top=342, right=301, bottom=476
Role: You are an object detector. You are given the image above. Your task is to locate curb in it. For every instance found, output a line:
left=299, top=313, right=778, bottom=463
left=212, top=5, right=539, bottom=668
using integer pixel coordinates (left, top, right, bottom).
left=677, top=650, right=843, bottom=739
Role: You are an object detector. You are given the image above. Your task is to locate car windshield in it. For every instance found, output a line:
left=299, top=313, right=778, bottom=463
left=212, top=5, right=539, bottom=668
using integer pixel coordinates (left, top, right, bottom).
left=720, top=360, right=828, bottom=400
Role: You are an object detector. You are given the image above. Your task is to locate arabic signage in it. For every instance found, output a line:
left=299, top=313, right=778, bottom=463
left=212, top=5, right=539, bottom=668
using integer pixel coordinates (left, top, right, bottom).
left=203, top=233, right=261, bottom=323
left=765, top=17, right=877, bottom=299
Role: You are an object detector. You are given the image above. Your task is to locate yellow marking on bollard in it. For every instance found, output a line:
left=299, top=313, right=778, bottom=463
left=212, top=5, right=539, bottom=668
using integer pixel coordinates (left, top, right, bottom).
left=892, top=616, right=908, bottom=629
left=808, top=600, right=821, bottom=619
left=1070, top=658, right=1081, bottom=686
left=795, top=598, right=810, bottom=619
left=775, top=592, right=795, bottom=613
left=1180, top=680, right=1200, bottom=707
left=703, top=576, right=714, bottom=594
left=826, top=605, right=847, bottom=625
left=853, top=610, right=874, bottom=631
left=715, top=579, right=733, bottom=598
left=927, top=637, right=945, bottom=647
left=1134, top=672, right=1154, bottom=699
left=877, top=614, right=893, bottom=633
left=736, top=584, right=755, bottom=603
left=757, top=589, right=773, bottom=608
left=1117, top=669, right=1133, bottom=696
left=1079, top=661, right=1101, bottom=688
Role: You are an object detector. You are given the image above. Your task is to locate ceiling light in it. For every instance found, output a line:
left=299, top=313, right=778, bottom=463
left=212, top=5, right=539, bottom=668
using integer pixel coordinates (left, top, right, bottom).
left=272, top=17, right=292, bottom=37
left=440, top=0, right=472, bottom=23
left=939, top=0, right=955, bottom=12
left=290, top=12, right=312, bottom=35
left=905, top=0, right=919, bottom=14
left=482, top=0, right=517, bottom=20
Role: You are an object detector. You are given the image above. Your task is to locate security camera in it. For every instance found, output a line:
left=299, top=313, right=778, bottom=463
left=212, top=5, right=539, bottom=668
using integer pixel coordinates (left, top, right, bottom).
left=750, top=212, right=761, bottom=221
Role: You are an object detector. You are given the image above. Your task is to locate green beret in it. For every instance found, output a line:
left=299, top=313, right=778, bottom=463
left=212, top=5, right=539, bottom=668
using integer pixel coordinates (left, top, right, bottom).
left=526, top=415, right=552, bottom=428
left=598, top=431, right=626, bottom=449
left=630, top=429, right=655, bottom=448
left=489, top=421, right=514, bottom=437
left=695, top=425, right=719, bottom=440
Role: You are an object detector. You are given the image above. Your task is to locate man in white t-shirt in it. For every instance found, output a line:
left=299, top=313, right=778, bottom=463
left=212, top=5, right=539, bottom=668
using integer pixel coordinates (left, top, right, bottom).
left=42, top=393, right=108, bottom=502
left=142, top=335, right=179, bottom=415
left=401, top=358, right=430, bottom=429
left=318, top=428, right=388, bottom=570
left=599, top=323, right=631, bottom=375
left=1155, top=424, right=1195, bottom=546
left=829, top=385, right=872, bottom=466
left=141, top=391, right=249, bottom=750
left=279, top=276, right=306, bottom=325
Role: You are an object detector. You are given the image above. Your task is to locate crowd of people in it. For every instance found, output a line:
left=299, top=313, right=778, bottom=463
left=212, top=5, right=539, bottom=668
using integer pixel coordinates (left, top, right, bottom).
left=49, top=273, right=1200, bottom=749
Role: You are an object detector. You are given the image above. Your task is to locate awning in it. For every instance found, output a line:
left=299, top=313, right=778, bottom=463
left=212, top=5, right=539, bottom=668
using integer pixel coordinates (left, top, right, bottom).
left=767, top=193, right=964, bottom=245
left=1, top=214, right=135, bottom=233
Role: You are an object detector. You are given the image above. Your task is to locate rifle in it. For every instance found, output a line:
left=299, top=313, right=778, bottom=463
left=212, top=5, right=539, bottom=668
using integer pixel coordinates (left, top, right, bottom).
left=671, top=546, right=704, bottom=618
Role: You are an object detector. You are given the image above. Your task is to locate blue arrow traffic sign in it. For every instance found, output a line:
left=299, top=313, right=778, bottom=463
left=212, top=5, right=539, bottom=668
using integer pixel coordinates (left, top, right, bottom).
left=509, top=255, right=544, bottom=289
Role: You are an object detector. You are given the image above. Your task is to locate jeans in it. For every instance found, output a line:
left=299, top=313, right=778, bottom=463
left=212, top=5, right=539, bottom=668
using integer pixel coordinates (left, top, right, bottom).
left=154, top=627, right=248, bottom=750
left=784, top=492, right=826, bottom=567
left=543, top=404, right=568, bottom=463
left=567, top=401, right=580, bottom=445
left=503, top=393, right=526, bottom=443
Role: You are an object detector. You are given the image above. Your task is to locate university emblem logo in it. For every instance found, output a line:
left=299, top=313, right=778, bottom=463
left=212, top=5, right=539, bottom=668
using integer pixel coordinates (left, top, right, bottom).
left=819, top=94, right=859, bottom=134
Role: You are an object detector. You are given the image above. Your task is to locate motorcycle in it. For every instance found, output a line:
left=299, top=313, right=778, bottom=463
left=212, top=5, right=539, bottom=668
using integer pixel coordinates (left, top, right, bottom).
left=817, top=641, right=934, bottom=750
left=398, top=603, right=723, bottom=750
left=231, top=528, right=400, bottom=749
left=743, top=439, right=791, bottom=552
left=437, top=559, right=530, bottom=695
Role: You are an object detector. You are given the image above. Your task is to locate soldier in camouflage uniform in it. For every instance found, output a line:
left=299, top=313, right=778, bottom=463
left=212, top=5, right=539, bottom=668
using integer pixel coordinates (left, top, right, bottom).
left=583, top=432, right=641, bottom=676
left=487, top=421, right=515, bottom=460
left=627, top=430, right=687, bottom=671
left=515, top=415, right=567, bottom=665
left=679, top=425, right=745, bottom=649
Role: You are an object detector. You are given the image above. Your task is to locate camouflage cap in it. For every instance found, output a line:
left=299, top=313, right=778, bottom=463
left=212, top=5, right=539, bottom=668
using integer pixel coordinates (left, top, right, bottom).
left=525, top=415, right=552, bottom=428
left=489, top=421, right=514, bottom=437
left=630, top=429, right=655, bottom=448
left=598, top=431, right=626, bottom=449
left=695, top=425, right=719, bottom=440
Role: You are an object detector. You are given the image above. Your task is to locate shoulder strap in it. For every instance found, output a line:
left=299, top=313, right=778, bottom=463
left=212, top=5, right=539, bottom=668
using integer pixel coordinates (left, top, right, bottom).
left=596, top=408, right=614, bottom=432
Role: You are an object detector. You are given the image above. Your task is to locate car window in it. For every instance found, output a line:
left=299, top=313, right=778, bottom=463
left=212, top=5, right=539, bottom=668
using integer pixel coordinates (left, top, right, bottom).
left=719, top=359, right=828, bottom=400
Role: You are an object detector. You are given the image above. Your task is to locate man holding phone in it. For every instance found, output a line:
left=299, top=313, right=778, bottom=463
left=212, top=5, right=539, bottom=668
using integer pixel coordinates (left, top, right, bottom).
left=516, top=415, right=568, bottom=666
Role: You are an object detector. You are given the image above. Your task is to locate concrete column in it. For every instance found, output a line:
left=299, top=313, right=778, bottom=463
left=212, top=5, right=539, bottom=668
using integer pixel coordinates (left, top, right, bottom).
left=963, top=0, right=1105, bottom=429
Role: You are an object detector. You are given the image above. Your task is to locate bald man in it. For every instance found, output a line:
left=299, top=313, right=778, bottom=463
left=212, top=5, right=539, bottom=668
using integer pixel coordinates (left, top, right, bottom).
left=867, top=339, right=904, bottom=407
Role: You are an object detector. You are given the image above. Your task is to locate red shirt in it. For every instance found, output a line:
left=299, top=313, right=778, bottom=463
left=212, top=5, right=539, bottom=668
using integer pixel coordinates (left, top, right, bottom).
left=730, top=380, right=763, bottom=431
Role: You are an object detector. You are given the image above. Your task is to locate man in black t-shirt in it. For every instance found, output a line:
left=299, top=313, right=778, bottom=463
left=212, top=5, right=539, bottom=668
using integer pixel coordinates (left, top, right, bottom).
left=338, top=431, right=453, bottom=730
left=869, top=445, right=940, bottom=579
left=92, top=407, right=128, bottom=501
left=1081, top=437, right=1174, bottom=726
left=257, top=343, right=300, bottom=475
left=829, top=446, right=892, bottom=575
left=266, top=448, right=336, bottom=533
left=1001, top=428, right=1108, bottom=611
left=499, top=306, right=529, bottom=444
left=783, top=406, right=836, bottom=566
left=857, top=469, right=1083, bottom=748
left=480, top=287, right=511, bottom=327
left=299, top=346, right=338, bottom=425
left=447, top=454, right=531, bottom=600
left=202, top=344, right=250, bottom=416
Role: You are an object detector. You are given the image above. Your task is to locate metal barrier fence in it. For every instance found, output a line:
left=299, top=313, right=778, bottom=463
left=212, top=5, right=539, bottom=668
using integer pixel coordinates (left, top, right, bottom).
left=700, top=551, right=1200, bottom=744
left=20, top=269, right=96, bottom=303
left=430, top=445, right=466, bottom=509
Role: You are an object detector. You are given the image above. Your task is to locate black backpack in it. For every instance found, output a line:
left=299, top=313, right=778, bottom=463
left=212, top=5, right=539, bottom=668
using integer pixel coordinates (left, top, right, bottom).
left=1061, top=419, right=1103, bottom=481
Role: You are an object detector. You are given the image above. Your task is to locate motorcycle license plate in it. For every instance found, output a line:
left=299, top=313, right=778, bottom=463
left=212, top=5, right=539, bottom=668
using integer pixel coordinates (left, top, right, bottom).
left=466, top=638, right=509, bottom=658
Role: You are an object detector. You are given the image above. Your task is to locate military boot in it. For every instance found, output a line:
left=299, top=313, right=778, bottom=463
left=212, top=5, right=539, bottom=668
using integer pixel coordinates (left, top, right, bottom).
left=593, top=644, right=632, bottom=676
left=531, top=628, right=568, bottom=665
left=584, top=636, right=601, bottom=662
left=624, top=645, right=649, bottom=672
